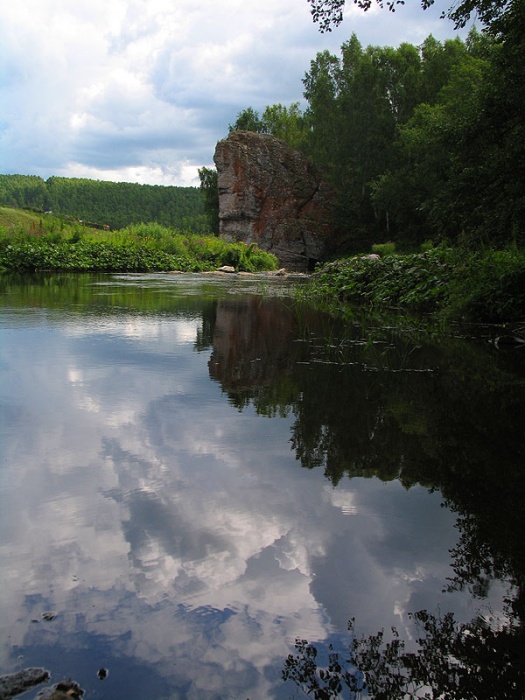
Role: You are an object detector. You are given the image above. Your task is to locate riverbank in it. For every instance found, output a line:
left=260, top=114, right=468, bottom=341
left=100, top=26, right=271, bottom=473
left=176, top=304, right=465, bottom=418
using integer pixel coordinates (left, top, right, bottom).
left=300, top=247, right=525, bottom=326
left=0, top=213, right=279, bottom=273
left=2, top=207, right=524, bottom=326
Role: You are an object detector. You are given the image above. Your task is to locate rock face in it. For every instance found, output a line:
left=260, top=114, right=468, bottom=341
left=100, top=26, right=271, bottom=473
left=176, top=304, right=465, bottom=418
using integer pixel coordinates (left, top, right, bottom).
left=214, top=131, right=338, bottom=271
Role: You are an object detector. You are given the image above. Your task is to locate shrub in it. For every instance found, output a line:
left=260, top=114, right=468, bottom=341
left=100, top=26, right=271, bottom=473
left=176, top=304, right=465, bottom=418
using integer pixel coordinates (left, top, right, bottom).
left=0, top=228, right=279, bottom=274
left=372, top=241, right=396, bottom=257
left=303, top=247, right=525, bottom=323
left=448, top=249, right=525, bottom=322
left=219, top=242, right=279, bottom=272
left=245, top=245, right=279, bottom=272
left=306, top=250, right=455, bottom=312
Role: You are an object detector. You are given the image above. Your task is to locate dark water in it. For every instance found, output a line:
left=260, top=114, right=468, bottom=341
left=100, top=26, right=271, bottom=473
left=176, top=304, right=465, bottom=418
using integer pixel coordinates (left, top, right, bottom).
left=0, top=273, right=524, bottom=699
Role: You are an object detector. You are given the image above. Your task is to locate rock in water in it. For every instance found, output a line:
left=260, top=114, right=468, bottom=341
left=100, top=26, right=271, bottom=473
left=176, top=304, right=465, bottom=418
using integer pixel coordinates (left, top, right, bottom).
left=36, top=680, right=84, bottom=699
left=0, top=668, right=50, bottom=699
left=214, top=131, right=341, bottom=271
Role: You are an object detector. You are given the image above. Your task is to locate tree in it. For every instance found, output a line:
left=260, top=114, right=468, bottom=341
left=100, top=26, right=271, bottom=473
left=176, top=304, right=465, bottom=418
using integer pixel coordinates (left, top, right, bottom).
left=371, top=17, right=525, bottom=249
left=228, top=107, right=265, bottom=133
left=198, top=166, right=219, bottom=234
left=229, top=104, right=308, bottom=150
left=307, top=0, right=513, bottom=33
left=261, top=102, right=307, bottom=149
left=302, top=48, right=342, bottom=174
left=370, top=31, right=491, bottom=245
left=0, top=174, right=48, bottom=210
left=0, top=175, right=206, bottom=232
left=301, top=36, right=440, bottom=246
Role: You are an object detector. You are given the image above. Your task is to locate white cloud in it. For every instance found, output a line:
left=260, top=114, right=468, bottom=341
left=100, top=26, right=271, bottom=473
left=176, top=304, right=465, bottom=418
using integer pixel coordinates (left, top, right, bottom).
left=0, top=1, right=471, bottom=184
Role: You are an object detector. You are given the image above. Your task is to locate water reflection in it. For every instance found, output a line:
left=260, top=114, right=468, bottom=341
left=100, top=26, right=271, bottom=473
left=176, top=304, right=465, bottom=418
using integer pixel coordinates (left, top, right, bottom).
left=0, top=273, right=523, bottom=699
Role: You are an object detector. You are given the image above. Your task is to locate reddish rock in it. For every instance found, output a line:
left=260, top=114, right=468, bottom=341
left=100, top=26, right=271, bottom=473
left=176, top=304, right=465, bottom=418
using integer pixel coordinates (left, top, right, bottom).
left=214, top=131, right=339, bottom=271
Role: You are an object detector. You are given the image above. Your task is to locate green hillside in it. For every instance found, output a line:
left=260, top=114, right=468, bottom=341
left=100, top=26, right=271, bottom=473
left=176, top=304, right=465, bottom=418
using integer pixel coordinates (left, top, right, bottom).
left=0, top=205, right=44, bottom=230
left=0, top=174, right=209, bottom=233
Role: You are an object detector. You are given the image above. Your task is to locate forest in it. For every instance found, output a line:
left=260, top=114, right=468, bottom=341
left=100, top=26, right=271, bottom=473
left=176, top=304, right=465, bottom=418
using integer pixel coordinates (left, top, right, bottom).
left=225, top=0, right=524, bottom=253
left=0, top=174, right=208, bottom=233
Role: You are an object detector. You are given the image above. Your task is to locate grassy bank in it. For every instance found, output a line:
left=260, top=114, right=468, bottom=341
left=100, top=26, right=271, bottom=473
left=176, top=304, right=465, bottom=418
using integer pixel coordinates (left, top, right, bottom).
left=0, top=208, right=278, bottom=273
left=300, top=247, right=525, bottom=325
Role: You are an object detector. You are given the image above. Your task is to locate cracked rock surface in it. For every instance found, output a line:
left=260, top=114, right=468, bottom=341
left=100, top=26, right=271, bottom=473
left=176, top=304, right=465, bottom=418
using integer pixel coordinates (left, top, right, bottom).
left=214, top=131, right=342, bottom=271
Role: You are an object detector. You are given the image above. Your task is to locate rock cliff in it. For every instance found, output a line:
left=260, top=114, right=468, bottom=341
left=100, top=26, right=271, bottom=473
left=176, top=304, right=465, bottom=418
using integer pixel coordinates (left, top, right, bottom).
left=213, top=131, right=339, bottom=271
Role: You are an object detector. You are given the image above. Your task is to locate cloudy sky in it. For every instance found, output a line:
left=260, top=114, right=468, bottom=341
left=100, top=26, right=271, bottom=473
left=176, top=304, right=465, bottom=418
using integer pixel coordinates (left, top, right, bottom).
left=0, top=0, right=471, bottom=187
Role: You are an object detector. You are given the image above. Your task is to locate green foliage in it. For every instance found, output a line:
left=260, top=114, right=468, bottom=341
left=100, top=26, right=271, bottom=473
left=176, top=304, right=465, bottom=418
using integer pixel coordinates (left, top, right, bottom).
left=198, top=166, right=219, bottom=233
left=0, top=174, right=48, bottom=210
left=304, top=10, right=523, bottom=250
left=0, top=217, right=279, bottom=273
left=371, top=33, right=499, bottom=247
left=221, top=242, right=279, bottom=272
left=0, top=237, right=191, bottom=273
left=229, top=103, right=308, bottom=150
left=237, top=5, right=521, bottom=252
left=298, top=33, right=477, bottom=247
left=303, top=248, right=525, bottom=322
left=306, top=0, right=513, bottom=33
left=260, top=103, right=307, bottom=149
left=447, top=249, right=525, bottom=321
left=371, top=241, right=395, bottom=256
left=306, top=249, right=456, bottom=313
left=0, top=175, right=207, bottom=233
left=229, top=107, right=266, bottom=133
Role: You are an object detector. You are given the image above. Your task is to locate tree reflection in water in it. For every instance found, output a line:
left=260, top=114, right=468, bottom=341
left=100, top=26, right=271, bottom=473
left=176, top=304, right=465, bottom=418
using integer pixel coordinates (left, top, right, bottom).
left=283, top=609, right=525, bottom=699
left=208, top=297, right=525, bottom=699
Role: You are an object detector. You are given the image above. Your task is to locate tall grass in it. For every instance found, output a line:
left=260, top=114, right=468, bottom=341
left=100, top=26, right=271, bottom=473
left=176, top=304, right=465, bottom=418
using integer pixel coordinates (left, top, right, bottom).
left=0, top=218, right=278, bottom=273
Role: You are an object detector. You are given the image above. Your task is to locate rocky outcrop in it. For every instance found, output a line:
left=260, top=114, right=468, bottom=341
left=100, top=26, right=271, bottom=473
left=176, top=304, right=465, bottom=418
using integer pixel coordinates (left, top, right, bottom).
left=214, top=131, right=339, bottom=271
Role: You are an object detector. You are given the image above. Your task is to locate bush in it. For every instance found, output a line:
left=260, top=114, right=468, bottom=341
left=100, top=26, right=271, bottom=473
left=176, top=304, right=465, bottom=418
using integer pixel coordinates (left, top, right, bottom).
left=372, top=241, right=396, bottom=257
left=448, top=250, right=525, bottom=322
left=306, top=249, right=454, bottom=312
left=0, top=226, right=279, bottom=274
left=121, top=222, right=168, bottom=241
left=303, top=248, right=525, bottom=323
left=219, top=242, right=278, bottom=272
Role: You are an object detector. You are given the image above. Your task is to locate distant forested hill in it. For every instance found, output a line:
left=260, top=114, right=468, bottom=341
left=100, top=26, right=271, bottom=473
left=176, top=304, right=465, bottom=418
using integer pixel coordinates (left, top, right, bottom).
left=0, top=174, right=209, bottom=232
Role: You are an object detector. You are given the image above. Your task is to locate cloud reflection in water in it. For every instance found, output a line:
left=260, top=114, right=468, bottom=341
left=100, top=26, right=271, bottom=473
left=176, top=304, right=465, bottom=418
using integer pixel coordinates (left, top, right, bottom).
left=0, top=277, right=510, bottom=699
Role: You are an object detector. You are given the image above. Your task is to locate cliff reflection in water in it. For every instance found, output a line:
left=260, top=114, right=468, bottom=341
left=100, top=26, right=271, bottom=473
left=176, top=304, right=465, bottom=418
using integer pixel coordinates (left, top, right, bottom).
left=209, top=298, right=300, bottom=395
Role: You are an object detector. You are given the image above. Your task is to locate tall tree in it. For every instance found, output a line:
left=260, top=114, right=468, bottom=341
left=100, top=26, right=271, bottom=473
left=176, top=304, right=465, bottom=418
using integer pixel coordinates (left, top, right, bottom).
left=370, top=33, right=486, bottom=245
left=198, top=167, right=219, bottom=234
left=229, top=103, right=308, bottom=150
left=372, top=19, right=525, bottom=248
left=302, top=36, right=447, bottom=246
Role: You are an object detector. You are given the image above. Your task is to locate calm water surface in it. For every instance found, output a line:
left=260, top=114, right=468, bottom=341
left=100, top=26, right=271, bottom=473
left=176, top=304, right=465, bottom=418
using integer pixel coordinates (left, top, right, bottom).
left=1, top=273, right=524, bottom=699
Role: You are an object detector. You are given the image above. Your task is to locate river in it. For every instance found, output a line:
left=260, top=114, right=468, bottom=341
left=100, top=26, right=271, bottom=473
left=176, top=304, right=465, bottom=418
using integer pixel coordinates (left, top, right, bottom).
left=1, top=272, right=524, bottom=699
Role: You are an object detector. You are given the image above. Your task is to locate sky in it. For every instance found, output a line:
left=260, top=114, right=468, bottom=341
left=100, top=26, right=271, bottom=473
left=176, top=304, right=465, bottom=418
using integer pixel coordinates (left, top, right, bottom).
left=0, top=0, right=472, bottom=188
